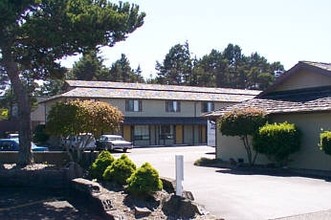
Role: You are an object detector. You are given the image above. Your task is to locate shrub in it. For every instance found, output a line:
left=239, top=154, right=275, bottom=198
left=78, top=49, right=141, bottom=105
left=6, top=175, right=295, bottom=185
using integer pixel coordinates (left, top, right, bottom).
left=90, top=150, right=115, bottom=180
left=253, top=122, right=301, bottom=166
left=127, top=162, right=163, bottom=195
left=103, top=154, right=136, bottom=185
left=318, top=131, right=331, bottom=155
left=218, top=107, right=267, bottom=165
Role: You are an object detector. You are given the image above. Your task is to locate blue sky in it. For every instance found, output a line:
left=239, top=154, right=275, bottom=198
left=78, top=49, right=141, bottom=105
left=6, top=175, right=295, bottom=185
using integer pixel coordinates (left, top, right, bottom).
left=61, top=0, right=331, bottom=79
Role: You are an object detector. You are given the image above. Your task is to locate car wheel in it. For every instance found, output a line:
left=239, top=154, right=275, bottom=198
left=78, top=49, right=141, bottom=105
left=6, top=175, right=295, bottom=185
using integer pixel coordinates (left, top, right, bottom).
left=110, top=144, right=114, bottom=151
left=123, top=148, right=127, bottom=153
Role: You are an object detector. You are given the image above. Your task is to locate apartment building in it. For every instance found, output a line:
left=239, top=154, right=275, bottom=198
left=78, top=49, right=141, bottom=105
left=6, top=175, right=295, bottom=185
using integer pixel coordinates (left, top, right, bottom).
left=42, top=80, right=260, bottom=146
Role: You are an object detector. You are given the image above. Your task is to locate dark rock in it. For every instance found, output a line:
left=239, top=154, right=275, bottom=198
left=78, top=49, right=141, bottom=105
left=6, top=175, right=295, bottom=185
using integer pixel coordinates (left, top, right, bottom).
left=161, top=176, right=175, bottom=193
left=134, top=206, right=152, bottom=218
left=183, top=190, right=194, bottom=201
left=71, top=178, right=126, bottom=219
left=162, top=194, right=200, bottom=219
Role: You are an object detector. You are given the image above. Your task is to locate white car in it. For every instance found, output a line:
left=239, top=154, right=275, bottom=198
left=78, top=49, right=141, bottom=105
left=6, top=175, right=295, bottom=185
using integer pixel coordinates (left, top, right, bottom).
left=61, top=134, right=96, bottom=152
left=96, top=135, right=133, bottom=152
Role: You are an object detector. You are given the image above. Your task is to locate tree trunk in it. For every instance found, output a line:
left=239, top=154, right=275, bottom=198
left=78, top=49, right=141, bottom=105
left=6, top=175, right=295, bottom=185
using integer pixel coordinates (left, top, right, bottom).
left=242, top=135, right=254, bottom=166
left=3, top=47, right=33, bottom=166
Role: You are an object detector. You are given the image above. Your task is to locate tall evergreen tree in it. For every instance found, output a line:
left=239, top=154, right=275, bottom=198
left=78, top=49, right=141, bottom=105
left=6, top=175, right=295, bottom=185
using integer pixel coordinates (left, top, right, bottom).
left=69, top=49, right=108, bottom=80
left=0, top=0, right=145, bottom=166
left=155, top=42, right=192, bottom=85
left=106, top=54, right=144, bottom=83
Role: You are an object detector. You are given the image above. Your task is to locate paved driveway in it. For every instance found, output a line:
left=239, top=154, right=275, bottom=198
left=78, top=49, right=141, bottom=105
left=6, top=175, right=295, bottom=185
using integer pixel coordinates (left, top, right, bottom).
left=122, top=146, right=331, bottom=220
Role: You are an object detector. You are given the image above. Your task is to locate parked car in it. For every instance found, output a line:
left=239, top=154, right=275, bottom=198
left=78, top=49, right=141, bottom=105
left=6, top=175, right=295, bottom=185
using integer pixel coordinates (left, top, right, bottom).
left=96, top=135, right=133, bottom=152
left=7, top=133, right=19, bottom=139
left=0, top=139, right=49, bottom=152
left=61, top=134, right=96, bottom=152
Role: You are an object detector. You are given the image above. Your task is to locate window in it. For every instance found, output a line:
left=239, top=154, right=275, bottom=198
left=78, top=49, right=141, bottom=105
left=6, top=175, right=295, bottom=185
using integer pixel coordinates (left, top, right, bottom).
left=134, top=125, right=150, bottom=140
left=202, top=102, right=214, bottom=113
left=125, top=99, right=142, bottom=112
left=165, top=101, right=181, bottom=112
left=159, top=125, right=174, bottom=139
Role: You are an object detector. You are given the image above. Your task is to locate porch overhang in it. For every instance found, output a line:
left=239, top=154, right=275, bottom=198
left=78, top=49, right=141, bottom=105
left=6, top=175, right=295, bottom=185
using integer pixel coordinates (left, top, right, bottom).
left=123, top=117, right=207, bottom=125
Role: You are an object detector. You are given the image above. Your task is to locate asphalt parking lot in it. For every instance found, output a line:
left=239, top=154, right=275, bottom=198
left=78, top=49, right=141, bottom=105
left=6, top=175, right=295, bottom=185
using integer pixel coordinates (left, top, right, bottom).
left=2, top=146, right=331, bottom=220
left=125, top=146, right=331, bottom=220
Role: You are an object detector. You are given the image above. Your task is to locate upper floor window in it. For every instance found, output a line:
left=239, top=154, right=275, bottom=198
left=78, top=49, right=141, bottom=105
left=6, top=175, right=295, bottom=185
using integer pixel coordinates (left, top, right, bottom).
left=125, top=99, right=142, bottom=112
left=165, top=101, right=181, bottom=112
left=202, top=102, right=214, bottom=113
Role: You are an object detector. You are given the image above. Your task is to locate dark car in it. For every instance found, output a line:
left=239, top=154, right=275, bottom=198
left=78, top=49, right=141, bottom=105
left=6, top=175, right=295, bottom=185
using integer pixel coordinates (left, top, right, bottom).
left=0, top=139, right=49, bottom=152
left=96, top=135, right=133, bottom=152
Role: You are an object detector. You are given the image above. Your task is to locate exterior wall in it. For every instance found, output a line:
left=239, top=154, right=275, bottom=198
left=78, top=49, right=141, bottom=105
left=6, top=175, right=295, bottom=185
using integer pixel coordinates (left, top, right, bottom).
left=184, top=125, right=194, bottom=145
left=216, top=131, right=269, bottom=164
left=43, top=97, right=241, bottom=147
left=271, top=112, right=331, bottom=171
left=31, top=97, right=47, bottom=126
left=274, top=70, right=331, bottom=92
left=216, top=112, right=331, bottom=171
left=107, top=99, right=199, bottom=117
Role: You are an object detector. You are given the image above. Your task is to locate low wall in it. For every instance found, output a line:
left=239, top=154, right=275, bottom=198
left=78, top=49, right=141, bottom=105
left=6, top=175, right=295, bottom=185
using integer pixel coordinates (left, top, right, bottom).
left=0, top=151, right=98, bottom=167
left=0, top=166, right=68, bottom=189
left=0, top=151, right=70, bottom=166
left=0, top=151, right=99, bottom=189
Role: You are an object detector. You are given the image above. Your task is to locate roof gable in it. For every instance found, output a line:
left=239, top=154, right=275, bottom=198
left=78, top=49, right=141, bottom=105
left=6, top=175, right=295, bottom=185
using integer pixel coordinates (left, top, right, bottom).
left=206, top=61, right=331, bottom=118
left=259, top=61, right=331, bottom=97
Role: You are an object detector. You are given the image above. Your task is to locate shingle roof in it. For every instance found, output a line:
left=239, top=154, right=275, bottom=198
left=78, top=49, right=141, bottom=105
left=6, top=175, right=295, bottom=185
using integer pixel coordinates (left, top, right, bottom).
left=52, top=86, right=258, bottom=102
left=206, top=61, right=331, bottom=118
left=65, top=80, right=261, bottom=96
left=302, top=61, right=331, bottom=72
left=42, top=80, right=260, bottom=103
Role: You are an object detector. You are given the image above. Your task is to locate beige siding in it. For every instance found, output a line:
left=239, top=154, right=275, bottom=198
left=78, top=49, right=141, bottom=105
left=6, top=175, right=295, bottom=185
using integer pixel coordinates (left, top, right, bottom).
left=216, top=112, right=331, bottom=171
left=216, top=132, right=269, bottom=164
left=105, top=99, right=233, bottom=117
left=274, top=70, right=331, bottom=92
left=31, top=98, right=47, bottom=124
left=44, top=98, right=241, bottom=119
left=271, top=113, right=331, bottom=171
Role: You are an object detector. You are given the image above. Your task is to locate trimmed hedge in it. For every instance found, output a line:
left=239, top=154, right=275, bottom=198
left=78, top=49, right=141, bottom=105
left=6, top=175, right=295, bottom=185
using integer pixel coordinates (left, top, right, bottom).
left=218, top=107, right=267, bottom=136
left=218, top=107, right=267, bottom=166
left=127, top=162, right=163, bottom=195
left=90, top=150, right=115, bottom=180
left=253, top=122, right=301, bottom=166
left=103, top=154, right=136, bottom=185
left=319, top=131, right=331, bottom=155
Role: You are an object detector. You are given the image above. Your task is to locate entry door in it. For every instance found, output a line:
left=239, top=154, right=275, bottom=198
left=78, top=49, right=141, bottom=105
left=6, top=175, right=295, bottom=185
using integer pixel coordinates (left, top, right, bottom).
left=175, top=125, right=183, bottom=144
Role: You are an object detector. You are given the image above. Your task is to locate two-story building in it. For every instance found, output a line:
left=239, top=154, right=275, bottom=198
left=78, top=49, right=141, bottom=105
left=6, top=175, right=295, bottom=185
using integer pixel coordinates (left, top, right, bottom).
left=42, top=80, right=260, bottom=147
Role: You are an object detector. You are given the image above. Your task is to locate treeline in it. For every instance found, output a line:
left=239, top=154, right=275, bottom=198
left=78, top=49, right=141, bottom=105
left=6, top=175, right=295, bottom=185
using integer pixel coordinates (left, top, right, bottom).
left=153, top=42, right=284, bottom=90
left=38, top=42, right=285, bottom=96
